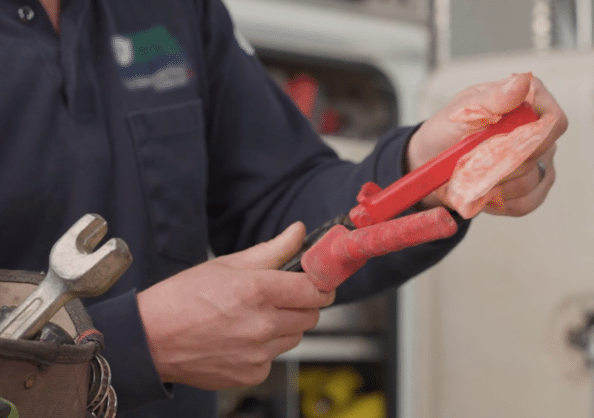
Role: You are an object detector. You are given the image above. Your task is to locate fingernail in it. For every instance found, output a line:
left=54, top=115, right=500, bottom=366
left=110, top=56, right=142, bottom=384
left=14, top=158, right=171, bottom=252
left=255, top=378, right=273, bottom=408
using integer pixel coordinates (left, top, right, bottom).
left=503, top=72, right=533, bottom=94
left=284, top=222, right=301, bottom=234
left=502, top=73, right=519, bottom=93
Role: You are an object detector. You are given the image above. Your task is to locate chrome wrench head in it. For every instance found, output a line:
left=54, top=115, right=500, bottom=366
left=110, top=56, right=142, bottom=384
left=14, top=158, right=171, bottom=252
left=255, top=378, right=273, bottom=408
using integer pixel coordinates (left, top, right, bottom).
left=0, top=213, right=132, bottom=340
left=49, top=213, right=132, bottom=297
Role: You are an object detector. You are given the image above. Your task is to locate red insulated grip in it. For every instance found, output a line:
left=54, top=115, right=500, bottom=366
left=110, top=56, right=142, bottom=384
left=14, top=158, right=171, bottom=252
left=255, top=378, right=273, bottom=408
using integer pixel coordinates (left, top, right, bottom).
left=301, top=206, right=458, bottom=292
left=349, top=102, right=539, bottom=228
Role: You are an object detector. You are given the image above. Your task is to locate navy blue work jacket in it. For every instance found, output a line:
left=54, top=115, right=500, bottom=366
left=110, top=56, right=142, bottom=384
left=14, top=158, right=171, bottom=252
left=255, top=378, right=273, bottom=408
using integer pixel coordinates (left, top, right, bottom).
left=0, top=0, right=469, bottom=415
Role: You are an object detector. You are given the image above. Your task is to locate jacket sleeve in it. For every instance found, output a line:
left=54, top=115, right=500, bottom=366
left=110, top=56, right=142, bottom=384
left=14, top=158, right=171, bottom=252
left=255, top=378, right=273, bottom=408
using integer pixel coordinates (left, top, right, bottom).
left=85, top=290, right=174, bottom=413
left=202, top=0, right=471, bottom=303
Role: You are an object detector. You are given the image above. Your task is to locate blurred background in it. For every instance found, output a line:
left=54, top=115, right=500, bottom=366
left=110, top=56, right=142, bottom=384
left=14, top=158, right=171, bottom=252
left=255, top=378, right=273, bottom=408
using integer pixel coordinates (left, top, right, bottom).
left=218, top=1, right=594, bottom=417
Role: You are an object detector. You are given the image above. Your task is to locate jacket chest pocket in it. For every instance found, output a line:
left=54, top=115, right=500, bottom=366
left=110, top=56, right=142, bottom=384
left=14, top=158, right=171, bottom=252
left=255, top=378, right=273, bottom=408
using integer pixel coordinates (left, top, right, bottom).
left=128, top=100, right=208, bottom=264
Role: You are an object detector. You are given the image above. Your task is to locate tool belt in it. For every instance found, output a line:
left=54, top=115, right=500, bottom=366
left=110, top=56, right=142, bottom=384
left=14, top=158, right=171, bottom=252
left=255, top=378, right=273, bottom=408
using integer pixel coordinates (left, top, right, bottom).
left=0, top=269, right=114, bottom=418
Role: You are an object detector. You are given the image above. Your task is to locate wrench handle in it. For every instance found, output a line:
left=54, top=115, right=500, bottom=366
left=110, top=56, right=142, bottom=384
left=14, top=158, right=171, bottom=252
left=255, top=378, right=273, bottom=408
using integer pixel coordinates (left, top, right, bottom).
left=0, top=271, right=71, bottom=340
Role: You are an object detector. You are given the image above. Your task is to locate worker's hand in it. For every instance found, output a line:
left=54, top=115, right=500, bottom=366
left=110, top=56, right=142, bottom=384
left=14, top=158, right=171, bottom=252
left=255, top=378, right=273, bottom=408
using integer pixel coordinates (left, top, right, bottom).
left=407, top=72, right=568, bottom=216
left=137, top=222, right=335, bottom=390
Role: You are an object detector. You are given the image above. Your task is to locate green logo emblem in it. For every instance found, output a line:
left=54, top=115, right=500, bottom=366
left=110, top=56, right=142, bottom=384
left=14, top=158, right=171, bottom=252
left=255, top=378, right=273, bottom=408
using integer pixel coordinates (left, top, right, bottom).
left=112, top=24, right=192, bottom=91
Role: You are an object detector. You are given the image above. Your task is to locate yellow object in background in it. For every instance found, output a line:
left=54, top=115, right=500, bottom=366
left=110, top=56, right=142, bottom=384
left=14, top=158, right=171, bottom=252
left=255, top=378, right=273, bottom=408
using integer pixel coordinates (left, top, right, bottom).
left=300, top=367, right=385, bottom=418
left=328, top=393, right=385, bottom=418
left=300, top=369, right=332, bottom=418
left=321, top=368, right=363, bottom=409
left=299, top=369, right=329, bottom=395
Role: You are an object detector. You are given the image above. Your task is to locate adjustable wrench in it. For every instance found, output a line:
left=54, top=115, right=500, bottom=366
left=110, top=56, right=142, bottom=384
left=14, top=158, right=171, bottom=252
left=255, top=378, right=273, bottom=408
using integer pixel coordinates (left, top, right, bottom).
left=0, top=214, right=132, bottom=340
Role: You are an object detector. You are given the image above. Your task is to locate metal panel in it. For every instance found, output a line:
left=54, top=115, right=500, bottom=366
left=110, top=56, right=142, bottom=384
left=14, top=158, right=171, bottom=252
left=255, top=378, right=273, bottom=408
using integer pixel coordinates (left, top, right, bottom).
left=268, top=0, right=429, bottom=23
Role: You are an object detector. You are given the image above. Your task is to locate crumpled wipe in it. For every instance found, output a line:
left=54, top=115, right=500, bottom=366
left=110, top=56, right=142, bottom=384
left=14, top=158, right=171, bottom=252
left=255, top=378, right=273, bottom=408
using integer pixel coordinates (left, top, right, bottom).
left=437, top=106, right=557, bottom=219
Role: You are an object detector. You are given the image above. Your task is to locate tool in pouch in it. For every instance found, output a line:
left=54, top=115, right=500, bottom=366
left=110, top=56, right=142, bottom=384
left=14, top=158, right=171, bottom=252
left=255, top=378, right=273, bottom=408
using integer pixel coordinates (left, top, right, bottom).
left=281, top=102, right=539, bottom=291
left=0, top=214, right=132, bottom=418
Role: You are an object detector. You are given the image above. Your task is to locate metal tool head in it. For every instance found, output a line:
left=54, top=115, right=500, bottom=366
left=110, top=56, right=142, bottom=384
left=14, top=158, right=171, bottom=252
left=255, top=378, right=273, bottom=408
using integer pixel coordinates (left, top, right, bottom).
left=49, top=214, right=132, bottom=297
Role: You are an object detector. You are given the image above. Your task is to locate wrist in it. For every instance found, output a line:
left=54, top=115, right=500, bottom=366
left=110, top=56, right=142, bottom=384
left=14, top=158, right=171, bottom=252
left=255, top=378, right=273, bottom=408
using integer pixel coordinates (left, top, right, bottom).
left=136, top=288, right=175, bottom=384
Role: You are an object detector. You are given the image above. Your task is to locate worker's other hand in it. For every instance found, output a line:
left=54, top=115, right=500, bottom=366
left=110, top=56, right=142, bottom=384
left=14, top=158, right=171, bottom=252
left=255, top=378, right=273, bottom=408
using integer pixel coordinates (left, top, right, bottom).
left=137, top=222, right=335, bottom=390
left=407, top=72, right=567, bottom=216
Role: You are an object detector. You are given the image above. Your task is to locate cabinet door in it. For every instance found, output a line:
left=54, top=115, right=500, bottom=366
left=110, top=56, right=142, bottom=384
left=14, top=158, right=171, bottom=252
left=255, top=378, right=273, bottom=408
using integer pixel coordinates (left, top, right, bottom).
left=413, top=51, right=594, bottom=418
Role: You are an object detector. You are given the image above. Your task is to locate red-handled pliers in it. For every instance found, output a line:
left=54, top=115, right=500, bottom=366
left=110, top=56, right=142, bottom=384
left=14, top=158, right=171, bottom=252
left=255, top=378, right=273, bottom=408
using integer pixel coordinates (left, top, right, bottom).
left=281, top=102, right=539, bottom=291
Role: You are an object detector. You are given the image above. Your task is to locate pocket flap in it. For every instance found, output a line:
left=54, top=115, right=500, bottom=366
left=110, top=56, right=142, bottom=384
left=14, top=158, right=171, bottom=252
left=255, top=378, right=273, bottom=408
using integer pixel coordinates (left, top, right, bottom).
left=128, top=100, right=203, bottom=139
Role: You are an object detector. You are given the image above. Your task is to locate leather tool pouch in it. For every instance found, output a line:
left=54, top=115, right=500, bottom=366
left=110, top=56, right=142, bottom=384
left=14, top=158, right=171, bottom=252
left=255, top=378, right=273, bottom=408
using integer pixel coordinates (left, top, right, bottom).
left=0, top=270, right=106, bottom=418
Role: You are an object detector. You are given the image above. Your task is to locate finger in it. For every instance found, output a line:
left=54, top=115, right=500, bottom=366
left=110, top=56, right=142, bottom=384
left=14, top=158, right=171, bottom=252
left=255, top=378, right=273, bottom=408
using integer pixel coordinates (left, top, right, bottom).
left=448, top=73, right=532, bottom=129
left=249, top=309, right=320, bottom=343
left=526, top=76, right=568, bottom=155
left=231, top=333, right=305, bottom=386
left=482, top=157, right=556, bottom=216
left=255, top=271, right=336, bottom=309
left=263, top=333, right=304, bottom=360
left=408, top=73, right=534, bottom=172
left=273, top=307, right=321, bottom=335
left=496, top=143, right=557, bottom=185
left=221, top=222, right=307, bottom=270
left=447, top=75, right=526, bottom=138
left=459, top=72, right=533, bottom=116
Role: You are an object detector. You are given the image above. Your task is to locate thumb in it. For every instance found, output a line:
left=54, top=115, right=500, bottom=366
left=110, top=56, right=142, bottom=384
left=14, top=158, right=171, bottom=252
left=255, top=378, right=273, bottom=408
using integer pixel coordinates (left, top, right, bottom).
left=221, top=222, right=307, bottom=270
left=481, top=72, right=532, bottom=115
left=407, top=73, right=534, bottom=174
left=450, top=73, right=532, bottom=125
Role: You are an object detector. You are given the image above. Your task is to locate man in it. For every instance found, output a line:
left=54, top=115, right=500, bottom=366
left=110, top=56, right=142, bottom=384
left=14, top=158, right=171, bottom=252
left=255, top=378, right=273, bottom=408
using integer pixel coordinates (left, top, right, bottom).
left=1, top=0, right=566, bottom=416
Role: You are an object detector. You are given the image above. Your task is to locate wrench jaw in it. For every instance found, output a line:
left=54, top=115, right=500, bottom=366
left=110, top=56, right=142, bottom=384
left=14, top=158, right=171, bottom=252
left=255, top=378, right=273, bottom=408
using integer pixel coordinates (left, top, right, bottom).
left=75, top=214, right=108, bottom=254
left=49, top=214, right=133, bottom=291
left=50, top=236, right=133, bottom=297
left=52, top=213, right=107, bottom=257
left=70, top=237, right=133, bottom=297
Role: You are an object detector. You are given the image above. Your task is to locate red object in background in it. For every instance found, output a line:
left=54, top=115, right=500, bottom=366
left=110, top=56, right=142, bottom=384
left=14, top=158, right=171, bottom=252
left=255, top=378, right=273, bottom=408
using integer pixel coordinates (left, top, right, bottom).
left=284, top=73, right=344, bottom=135
left=319, top=109, right=343, bottom=135
left=284, top=74, right=319, bottom=121
left=348, top=102, right=540, bottom=228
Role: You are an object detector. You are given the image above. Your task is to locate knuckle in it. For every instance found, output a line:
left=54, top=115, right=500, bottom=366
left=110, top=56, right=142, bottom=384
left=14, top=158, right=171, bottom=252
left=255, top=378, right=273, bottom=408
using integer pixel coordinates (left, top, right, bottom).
left=304, top=309, right=321, bottom=331
left=250, top=345, right=274, bottom=365
left=241, top=278, right=265, bottom=305
left=503, top=175, right=532, bottom=200
left=540, top=144, right=557, bottom=162
left=252, top=317, right=276, bottom=341
left=251, top=362, right=273, bottom=385
left=286, top=333, right=304, bottom=351
left=239, top=361, right=272, bottom=386
left=508, top=197, right=536, bottom=217
left=548, top=165, right=557, bottom=185
left=557, top=111, right=569, bottom=134
left=514, top=202, right=532, bottom=217
left=532, top=75, right=545, bottom=90
left=513, top=178, right=531, bottom=199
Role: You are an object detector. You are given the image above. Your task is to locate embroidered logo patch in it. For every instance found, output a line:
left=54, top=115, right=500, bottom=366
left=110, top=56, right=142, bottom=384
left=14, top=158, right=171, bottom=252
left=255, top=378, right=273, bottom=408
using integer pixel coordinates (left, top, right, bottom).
left=112, top=25, right=193, bottom=92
